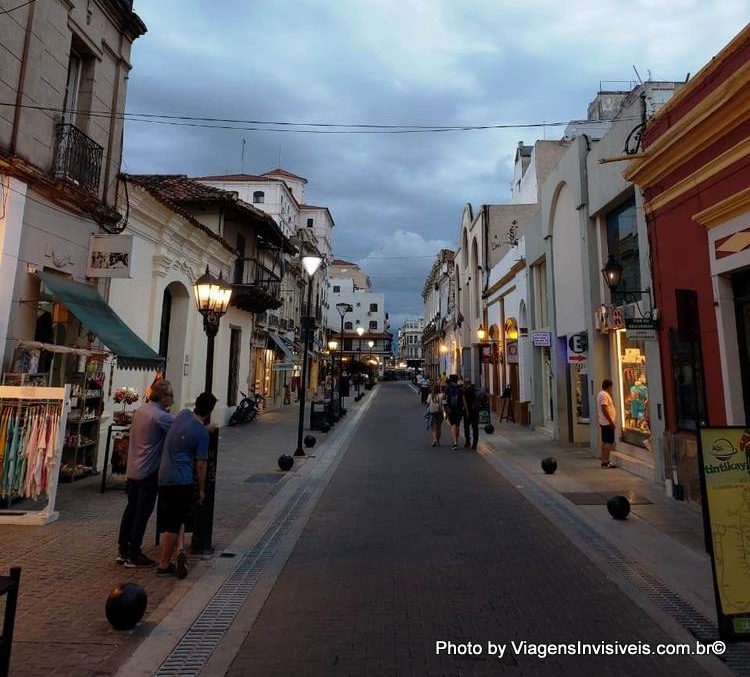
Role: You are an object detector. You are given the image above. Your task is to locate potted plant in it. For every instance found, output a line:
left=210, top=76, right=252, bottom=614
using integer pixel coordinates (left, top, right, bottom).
left=112, top=387, right=139, bottom=426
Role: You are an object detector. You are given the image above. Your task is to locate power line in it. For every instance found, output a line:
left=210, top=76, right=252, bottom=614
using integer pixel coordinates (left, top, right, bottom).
left=0, top=101, right=637, bottom=135
left=0, top=0, right=35, bottom=15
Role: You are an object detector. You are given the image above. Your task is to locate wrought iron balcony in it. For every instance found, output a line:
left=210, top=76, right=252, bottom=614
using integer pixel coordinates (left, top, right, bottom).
left=232, top=257, right=283, bottom=313
left=52, top=123, right=103, bottom=195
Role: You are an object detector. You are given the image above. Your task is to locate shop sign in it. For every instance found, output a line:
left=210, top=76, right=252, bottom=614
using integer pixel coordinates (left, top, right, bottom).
left=697, top=428, right=750, bottom=642
left=567, top=332, right=587, bottom=364
left=532, top=331, right=551, bottom=347
left=87, top=235, right=133, bottom=278
left=595, top=304, right=625, bottom=333
left=625, top=317, right=658, bottom=341
left=272, top=362, right=295, bottom=371
left=481, top=344, right=498, bottom=364
left=506, top=340, right=519, bottom=364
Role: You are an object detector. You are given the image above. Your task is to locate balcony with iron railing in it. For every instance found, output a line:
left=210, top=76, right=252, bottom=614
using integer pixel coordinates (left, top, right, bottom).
left=51, top=123, right=104, bottom=195
left=232, top=257, right=283, bottom=313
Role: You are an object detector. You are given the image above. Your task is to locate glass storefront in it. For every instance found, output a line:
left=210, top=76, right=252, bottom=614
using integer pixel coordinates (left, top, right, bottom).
left=615, top=329, right=651, bottom=448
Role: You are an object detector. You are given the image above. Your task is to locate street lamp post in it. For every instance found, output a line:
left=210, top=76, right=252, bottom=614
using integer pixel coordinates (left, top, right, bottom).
left=356, top=325, right=365, bottom=398
left=327, top=338, right=338, bottom=421
left=191, top=266, right=233, bottom=553
left=295, top=255, right=322, bottom=457
left=367, top=339, right=374, bottom=385
left=335, top=302, right=352, bottom=411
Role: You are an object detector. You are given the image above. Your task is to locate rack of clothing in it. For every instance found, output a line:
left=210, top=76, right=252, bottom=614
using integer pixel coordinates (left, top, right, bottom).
left=0, top=386, right=70, bottom=526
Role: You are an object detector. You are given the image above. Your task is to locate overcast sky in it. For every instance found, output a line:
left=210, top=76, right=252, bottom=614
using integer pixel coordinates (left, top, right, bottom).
left=123, top=1, right=747, bottom=330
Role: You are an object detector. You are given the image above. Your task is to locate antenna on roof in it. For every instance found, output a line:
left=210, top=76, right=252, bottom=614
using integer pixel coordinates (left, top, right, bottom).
left=241, top=138, right=246, bottom=173
left=632, top=65, right=644, bottom=85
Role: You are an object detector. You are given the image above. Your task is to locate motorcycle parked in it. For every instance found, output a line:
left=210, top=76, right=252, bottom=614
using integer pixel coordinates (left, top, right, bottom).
left=228, top=390, right=262, bottom=426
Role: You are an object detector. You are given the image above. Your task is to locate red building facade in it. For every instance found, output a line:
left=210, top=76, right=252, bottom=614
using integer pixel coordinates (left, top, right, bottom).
left=626, top=25, right=750, bottom=503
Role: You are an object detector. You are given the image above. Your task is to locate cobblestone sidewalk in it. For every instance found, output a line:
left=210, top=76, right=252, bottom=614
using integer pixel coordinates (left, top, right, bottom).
left=0, top=400, right=322, bottom=677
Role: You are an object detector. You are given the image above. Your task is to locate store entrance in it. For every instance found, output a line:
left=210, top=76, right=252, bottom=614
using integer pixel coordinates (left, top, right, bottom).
left=732, top=269, right=750, bottom=423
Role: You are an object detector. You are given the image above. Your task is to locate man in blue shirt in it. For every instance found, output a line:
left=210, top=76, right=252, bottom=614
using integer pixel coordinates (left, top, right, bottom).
left=156, top=392, right=217, bottom=578
left=117, top=380, right=174, bottom=568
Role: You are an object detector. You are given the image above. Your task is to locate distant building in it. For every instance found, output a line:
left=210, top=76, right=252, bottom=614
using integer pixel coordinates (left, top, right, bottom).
left=327, top=260, right=391, bottom=376
left=398, top=318, right=426, bottom=368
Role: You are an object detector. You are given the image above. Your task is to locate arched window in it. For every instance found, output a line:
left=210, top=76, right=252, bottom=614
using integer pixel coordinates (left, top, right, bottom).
left=344, top=321, right=353, bottom=330
left=253, top=191, right=265, bottom=204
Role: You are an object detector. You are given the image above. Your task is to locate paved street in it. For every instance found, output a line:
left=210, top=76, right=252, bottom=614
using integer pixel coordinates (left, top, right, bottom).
left=0, top=403, right=310, bottom=677
left=227, top=382, right=711, bottom=677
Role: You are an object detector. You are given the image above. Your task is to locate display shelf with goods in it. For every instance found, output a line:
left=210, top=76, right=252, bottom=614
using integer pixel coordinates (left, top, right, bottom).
left=616, top=330, right=651, bottom=449
left=59, top=356, right=105, bottom=483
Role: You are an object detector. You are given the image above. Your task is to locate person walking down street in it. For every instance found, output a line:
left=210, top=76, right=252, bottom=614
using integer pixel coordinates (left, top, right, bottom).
left=156, top=392, right=217, bottom=578
left=444, top=374, right=464, bottom=451
left=117, top=380, right=174, bottom=568
left=425, top=385, right=445, bottom=447
left=597, top=379, right=618, bottom=469
left=462, top=379, right=480, bottom=450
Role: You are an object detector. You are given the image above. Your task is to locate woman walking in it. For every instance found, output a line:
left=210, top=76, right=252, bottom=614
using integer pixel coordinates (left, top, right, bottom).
left=426, top=385, right=445, bottom=447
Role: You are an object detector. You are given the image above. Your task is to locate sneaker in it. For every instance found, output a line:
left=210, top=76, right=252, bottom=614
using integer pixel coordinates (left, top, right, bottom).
left=156, top=563, right=177, bottom=576
left=601, top=462, right=617, bottom=469
left=431, top=440, right=438, bottom=447
left=176, top=550, right=188, bottom=580
left=116, top=553, right=126, bottom=565
left=124, top=554, right=156, bottom=569
left=452, top=444, right=459, bottom=451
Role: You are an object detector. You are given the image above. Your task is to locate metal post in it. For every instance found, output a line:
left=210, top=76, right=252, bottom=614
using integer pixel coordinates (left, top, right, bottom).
left=192, top=316, right=219, bottom=554
left=339, top=314, right=345, bottom=410
left=357, top=339, right=362, bottom=398
left=295, top=279, right=314, bottom=456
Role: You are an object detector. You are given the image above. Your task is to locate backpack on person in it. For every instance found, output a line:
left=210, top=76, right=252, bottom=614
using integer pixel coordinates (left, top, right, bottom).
left=446, top=384, right=462, bottom=411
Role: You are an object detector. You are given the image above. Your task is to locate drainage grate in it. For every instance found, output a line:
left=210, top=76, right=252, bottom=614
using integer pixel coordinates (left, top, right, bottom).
left=560, top=491, right=653, bottom=506
left=155, top=487, right=310, bottom=676
left=486, top=444, right=750, bottom=676
left=244, top=473, right=284, bottom=484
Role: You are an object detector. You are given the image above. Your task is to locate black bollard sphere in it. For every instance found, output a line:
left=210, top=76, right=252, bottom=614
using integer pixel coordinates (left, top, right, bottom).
left=484, top=424, right=495, bottom=434
left=304, top=435, right=316, bottom=448
left=607, top=495, right=631, bottom=520
left=105, top=582, right=147, bottom=631
left=278, top=454, right=294, bottom=472
left=321, top=423, right=331, bottom=433
left=541, top=457, right=558, bottom=474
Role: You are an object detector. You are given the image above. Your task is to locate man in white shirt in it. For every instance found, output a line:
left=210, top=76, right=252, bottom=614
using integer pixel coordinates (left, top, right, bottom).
left=596, top=379, right=617, bottom=469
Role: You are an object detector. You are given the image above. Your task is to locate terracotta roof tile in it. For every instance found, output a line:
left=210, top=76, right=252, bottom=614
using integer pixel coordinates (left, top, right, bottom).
left=262, top=168, right=308, bottom=183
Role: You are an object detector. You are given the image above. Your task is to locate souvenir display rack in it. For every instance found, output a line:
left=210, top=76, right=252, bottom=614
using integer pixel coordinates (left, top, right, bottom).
left=59, top=355, right=105, bottom=482
left=0, top=385, right=71, bottom=525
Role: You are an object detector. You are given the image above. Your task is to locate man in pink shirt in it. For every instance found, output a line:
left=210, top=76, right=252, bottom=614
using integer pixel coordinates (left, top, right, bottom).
left=596, top=379, right=617, bottom=469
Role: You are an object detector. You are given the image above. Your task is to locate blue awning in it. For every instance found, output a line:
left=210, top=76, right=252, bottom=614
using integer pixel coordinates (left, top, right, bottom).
left=37, top=271, right=164, bottom=371
left=268, top=332, right=299, bottom=363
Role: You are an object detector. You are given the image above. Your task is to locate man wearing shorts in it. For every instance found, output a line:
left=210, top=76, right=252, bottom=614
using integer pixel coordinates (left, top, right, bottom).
left=156, top=392, right=217, bottom=578
left=444, top=374, right=465, bottom=451
left=597, top=379, right=617, bottom=469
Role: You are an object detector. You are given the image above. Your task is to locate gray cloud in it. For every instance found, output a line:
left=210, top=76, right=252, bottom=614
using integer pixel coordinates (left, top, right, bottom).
left=124, top=0, right=747, bottom=333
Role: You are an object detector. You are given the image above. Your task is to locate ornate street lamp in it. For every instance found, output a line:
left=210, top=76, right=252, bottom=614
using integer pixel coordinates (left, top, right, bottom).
left=600, top=254, right=654, bottom=316
left=191, top=266, right=232, bottom=553
left=335, top=303, right=352, bottom=409
left=476, top=324, right=487, bottom=341
left=294, top=255, right=322, bottom=457
left=192, top=266, right=233, bottom=393
left=356, top=325, right=365, bottom=398
left=601, top=254, right=624, bottom=291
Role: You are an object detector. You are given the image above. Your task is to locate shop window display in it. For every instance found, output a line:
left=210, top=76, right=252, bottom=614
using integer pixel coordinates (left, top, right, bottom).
left=616, top=330, right=650, bottom=448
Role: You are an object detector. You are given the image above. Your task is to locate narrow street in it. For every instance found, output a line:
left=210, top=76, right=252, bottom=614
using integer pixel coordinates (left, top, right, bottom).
left=221, top=383, right=711, bottom=676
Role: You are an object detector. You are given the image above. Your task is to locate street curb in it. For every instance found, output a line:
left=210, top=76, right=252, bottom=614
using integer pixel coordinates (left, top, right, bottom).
left=476, top=435, right=737, bottom=677
left=115, top=390, right=379, bottom=676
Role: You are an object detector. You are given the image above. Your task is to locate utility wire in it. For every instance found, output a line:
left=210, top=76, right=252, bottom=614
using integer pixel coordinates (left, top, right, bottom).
left=0, top=101, right=639, bottom=135
left=0, top=0, right=35, bottom=15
